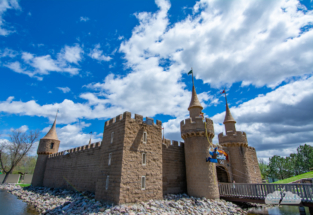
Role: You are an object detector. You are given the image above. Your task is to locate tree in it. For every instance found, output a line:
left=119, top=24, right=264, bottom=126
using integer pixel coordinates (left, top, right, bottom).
left=0, top=129, right=40, bottom=184
left=13, top=155, right=37, bottom=174
left=268, top=155, right=291, bottom=180
left=258, top=158, right=269, bottom=180
left=295, top=144, right=313, bottom=174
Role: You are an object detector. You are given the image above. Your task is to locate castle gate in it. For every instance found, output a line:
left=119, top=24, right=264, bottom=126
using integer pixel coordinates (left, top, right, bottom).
left=216, top=166, right=229, bottom=183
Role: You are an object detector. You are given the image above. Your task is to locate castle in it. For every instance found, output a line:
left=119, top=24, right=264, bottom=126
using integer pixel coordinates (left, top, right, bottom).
left=32, top=84, right=262, bottom=204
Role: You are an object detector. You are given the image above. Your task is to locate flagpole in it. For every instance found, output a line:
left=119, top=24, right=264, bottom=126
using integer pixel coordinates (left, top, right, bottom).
left=191, top=67, right=194, bottom=87
left=224, top=88, right=228, bottom=104
left=55, top=109, right=59, bottom=121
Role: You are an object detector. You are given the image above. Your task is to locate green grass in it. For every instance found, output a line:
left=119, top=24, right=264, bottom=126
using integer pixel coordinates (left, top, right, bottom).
left=272, top=171, right=313, bottom=184
left=17, top=183, right=31, bottom=187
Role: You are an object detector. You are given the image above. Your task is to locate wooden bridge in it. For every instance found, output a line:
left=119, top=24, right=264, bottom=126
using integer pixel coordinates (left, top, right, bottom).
left=219, top=183, right=313, bottom=210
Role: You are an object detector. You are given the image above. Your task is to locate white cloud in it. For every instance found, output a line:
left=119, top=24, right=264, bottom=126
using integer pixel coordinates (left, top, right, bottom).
left=80, top=16, right=89, bottom=22
left=119, top=0, right=313, bottom=88
left=5, top=44, right=83, bottom=79
left=0, top=48, right=17, bottom=58
left=57, top=87, right=71, bottom=93
left=58, top=44, right=83, bottom=64
left=88, top=44, right=112, bottom=62
left=10, top=125, right=29, bottom=133
left=0, top=0, right=21, bottom=36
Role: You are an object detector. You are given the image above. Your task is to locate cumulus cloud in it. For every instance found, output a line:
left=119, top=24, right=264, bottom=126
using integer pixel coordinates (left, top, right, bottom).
left=4, top=44, right=83, bottom=79
left=0, top=0, right=21, bottom=36
left=88, top=44, right=112, bottom=62
left=57, top=87, right=71, bottom=93
left=119, top=0, right=313, bottom=88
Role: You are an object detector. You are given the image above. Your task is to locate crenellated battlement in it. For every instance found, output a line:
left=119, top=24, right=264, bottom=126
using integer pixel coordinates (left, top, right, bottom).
left=104, top=111, right=162, bottom=129
left=162, top=138, right=184, bottom=148
left=180, top=117, right=214, bottom=139
left=48, top=141, right=102, bottom=158
left=218, top=131, right=248, bottom=145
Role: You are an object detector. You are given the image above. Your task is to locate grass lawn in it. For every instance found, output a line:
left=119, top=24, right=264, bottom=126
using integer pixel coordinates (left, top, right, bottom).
left=17, top=184, right=31, bottom=187
left=272, top=171, right=313, bottom=184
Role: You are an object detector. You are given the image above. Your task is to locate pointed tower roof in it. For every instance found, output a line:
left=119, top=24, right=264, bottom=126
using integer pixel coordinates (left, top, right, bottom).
left=42, top=118, right=59, bottom=140
left=188, top=86, right=203, bottom=111
left=223, top=103, right=236, bottom=124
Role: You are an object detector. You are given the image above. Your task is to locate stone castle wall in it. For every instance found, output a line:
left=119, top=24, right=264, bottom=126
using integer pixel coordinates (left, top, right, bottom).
left=162, top=140, right=186, bottom=195
left=43, top=143, right=102, bottom=192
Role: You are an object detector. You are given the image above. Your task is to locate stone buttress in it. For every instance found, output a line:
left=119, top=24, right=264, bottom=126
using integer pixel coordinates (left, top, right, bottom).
left=180, top=86, right=219, bottom=199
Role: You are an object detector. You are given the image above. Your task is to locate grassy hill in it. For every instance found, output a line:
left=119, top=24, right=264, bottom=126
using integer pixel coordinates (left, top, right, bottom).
left=272, top=171, right=313, bottom=184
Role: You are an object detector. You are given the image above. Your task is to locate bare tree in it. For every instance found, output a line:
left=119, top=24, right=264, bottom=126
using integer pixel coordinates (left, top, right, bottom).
left=0, top=129, right=40, bottom=184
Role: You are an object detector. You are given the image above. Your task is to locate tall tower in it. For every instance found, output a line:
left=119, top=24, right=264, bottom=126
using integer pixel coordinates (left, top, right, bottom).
left=32, top=116, right=60, bottom=187
left=180, top=85, right=219, bottom=199
left=218, top=94, right=262, bottom=183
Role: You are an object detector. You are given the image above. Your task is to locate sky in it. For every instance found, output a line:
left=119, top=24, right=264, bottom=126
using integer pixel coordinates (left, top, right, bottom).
left=0, top=0, right=312, bottom=160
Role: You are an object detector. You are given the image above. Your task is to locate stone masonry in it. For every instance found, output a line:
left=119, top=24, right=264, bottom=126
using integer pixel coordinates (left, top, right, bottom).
left=32, top=84, right=262, bottom=204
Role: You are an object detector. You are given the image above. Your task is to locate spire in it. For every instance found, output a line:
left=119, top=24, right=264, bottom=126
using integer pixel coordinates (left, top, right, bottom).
left=42, top=110, right=59, bottom=140
left=223, top=102, right=236, bottom=124
left=188, top=85, right=203, bottom=111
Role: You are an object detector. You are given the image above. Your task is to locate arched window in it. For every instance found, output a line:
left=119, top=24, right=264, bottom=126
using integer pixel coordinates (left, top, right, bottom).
left=50, top=143, right=54, bottom=149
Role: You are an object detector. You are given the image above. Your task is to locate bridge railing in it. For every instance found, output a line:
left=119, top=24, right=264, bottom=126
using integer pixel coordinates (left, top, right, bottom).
left=219, top=183, right=313, bottom=203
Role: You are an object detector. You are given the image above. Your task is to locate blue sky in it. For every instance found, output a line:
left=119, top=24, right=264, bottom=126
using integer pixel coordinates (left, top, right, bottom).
left=0, top=0, right=312, bottom=160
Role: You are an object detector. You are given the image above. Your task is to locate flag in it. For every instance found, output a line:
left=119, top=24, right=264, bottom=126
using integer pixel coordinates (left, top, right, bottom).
left=188, top=70, right=193, bottom=75
left=220, top=90, right=225, bottom=94
left=217, top=149, right=229, bottom=161
left=89, top=131, right=92, bottom=134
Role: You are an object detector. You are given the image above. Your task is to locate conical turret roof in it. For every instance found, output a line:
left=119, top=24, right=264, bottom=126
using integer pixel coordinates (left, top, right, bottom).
left=42, top=119, right=59, bottom=140
left=223, top=103, right=236, bottom=124
left=188, top=86, right=203, bottom=111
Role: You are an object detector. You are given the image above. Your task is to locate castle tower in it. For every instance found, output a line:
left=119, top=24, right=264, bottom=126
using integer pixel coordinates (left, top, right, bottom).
left=32, top=116, right=60, bottom=187
left=218, top=94, right=262, bottom=183
left=180, top=85, right=219, bottom=199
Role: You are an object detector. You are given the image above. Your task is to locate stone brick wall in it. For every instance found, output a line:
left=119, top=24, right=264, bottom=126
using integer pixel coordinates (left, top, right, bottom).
left=246, top=147, right=262, bottom=183
left=162, top=140, right=187, bottom=195
left=118, top=112, right=163, bottom=204
left=43, top=143, right=102, bottom=192
left=95, top=113, right=126, bottom=204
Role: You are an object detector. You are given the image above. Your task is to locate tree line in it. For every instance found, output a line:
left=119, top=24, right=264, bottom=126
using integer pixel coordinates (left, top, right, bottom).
left=259, top=144, right=313, bottom=180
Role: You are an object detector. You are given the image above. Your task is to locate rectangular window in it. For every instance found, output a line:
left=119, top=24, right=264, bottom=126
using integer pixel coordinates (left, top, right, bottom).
left=111, top=132, right=114, bottom=144
left=142, top=153, right=146, bottom=165
left=141, top=176, right=146, bottom=190
left=106, top=175, right=109, bottom=190
left=143, top=132, right=147, bottom=143
left=108, top=153, right=112, bottom=166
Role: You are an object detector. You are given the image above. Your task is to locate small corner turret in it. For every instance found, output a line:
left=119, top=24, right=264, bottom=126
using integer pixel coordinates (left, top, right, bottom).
left=32, top=111, right=61, bottom=187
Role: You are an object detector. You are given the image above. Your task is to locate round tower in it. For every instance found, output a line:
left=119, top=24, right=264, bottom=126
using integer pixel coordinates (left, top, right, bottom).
left=218, top=93, right=261, bottom=183
left=180, top=85, right=219, bottom=199
left=32, top=117, right=60, bottom=187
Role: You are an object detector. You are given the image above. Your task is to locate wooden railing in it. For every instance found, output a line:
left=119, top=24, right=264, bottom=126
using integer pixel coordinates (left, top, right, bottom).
left=219, top=183, right=313, bottom=203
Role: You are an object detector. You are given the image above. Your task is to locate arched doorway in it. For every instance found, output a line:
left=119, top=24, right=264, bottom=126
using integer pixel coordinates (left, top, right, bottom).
left=216, top=166, right=229, bottom=182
